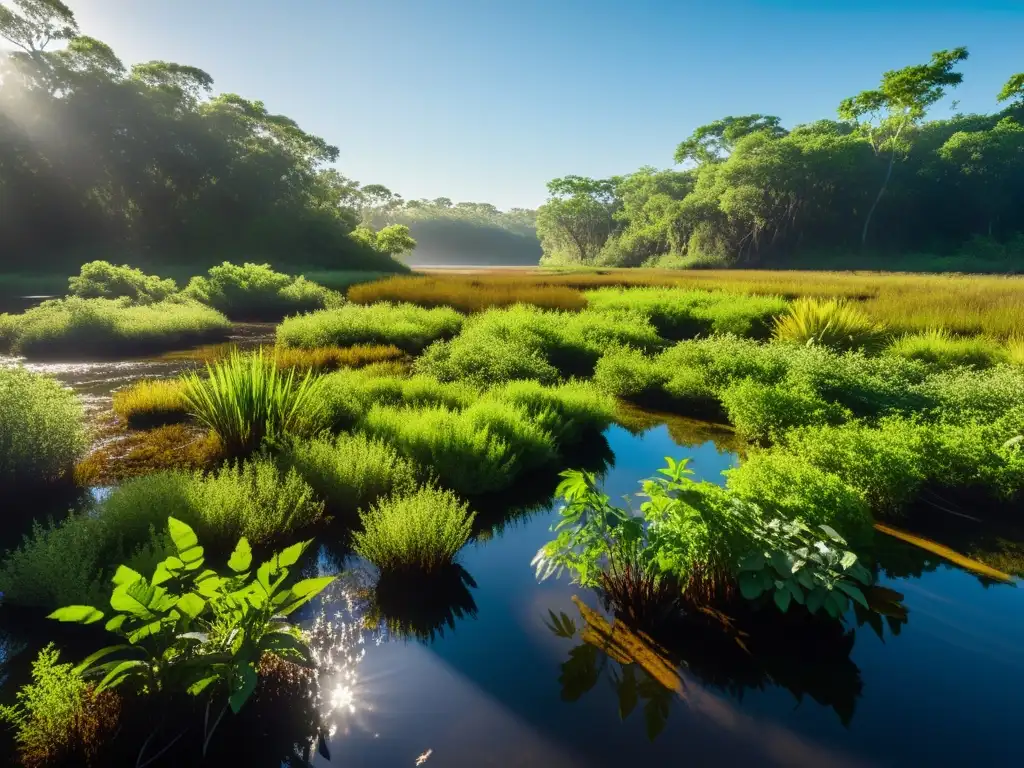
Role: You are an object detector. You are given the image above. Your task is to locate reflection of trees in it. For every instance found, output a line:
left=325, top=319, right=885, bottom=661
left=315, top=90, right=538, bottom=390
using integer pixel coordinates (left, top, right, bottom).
left=365, top=564, right=479, bottom=644
left=613, top=403, right=744, bottom=456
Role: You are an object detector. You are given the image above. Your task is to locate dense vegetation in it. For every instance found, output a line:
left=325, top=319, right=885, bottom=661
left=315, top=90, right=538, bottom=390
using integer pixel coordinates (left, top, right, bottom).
left=536, top=50, right=1024, bottom=270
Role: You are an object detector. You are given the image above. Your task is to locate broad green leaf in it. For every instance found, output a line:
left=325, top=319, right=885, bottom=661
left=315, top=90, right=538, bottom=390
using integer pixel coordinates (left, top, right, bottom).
left=273, top=539, right=311, bottom=570
left=73, top=644, right=138, bottom=675
left=773, top=587, right=792, bottom=613
left=806, top=587, right=828, bottom=615
left=128, top=619, right=165, bottom=644
left=738, top=552, right=764, bottom=572
left=105, top=614, right=127, bottom=632
left=738, top=571, right=765, bottom=600
left=168, top=517, right=199, bottom=553
left=261, top=631, right=312, bottom=665
left=197, top=575, right=227, bottom=597
left=110, top=580, right=156, bottom=616
left=48, top=605, right=104, bottom=624
left=228, top=537, right=253, bottom=573
left=112, top=565, right=143, bottom=587
left=176, top=593, right=206, bottom=619
left=188, top=674, right=220, bottom=696
left=840, top=551, right=858, bottom=570
left=96, top=660, right=146, bottom=692
left=836, top=581, right=870, bottom=609
left=229, top=664, right=259, bottom=713
left=819, top=525, right=846, bottom=545
left=179, top=545, right=205, bottom=570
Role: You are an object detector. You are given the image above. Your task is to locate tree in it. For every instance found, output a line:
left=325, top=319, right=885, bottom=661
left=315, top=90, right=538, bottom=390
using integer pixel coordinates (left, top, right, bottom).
left=375, top=224, right=417, bottom=258
left=0, top=0, right=76, bottom=55
left=536, top=176, right=621, bottom=264
left=839, top=47, right=969, bottom=246
left=999, top=73, right=1024, bottom=109
left=674, top=115, right=787, bottom=166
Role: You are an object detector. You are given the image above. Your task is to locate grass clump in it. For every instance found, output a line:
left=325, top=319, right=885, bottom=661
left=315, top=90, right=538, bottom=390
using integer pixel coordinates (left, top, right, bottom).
left=348, top=274, right=587, bottom=312
left=483, top=380, right=616, bottom=446
left=0, top=297, right=231, bottom=358
left=359, top=401, right=555, bottom=495
left=773, top=297, right=887, bottom=352
left=112, top=379, right=188, bottom=427
left=353, top=487, right=475, bottom=574
left=182, top=261, right=342, bottom=320
left=720, top=379, right=851, bottom=443
left=0, top=367, right=85, bottom=488
left=182, top=350, right=328, bottom=456
left=585, top=287, right=787, bottom=339
left=0, top=644, right=121, bottom=768
left=281, top=432, right=420, bottom=516
left=885, top=329, right=1007, bottom=369
left=277, top=302, right=463, bottom=353
left=270, top=343, right=403, bottom=372
left=67, top=260, right=177, bottom=304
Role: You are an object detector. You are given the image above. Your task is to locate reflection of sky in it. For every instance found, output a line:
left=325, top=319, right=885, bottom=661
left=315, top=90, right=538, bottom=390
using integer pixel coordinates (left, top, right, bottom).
left=301, top=421, right=1024, bottom=767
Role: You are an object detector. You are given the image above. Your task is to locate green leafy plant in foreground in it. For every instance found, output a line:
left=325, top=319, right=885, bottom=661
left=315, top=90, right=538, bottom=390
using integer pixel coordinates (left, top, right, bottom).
left=49, top=517, right=334, bottom=758
left=533, top=457, right=877, bottom=621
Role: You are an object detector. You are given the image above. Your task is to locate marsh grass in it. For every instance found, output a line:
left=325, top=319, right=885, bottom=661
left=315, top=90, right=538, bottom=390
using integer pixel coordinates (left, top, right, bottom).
left=0, top=297, right=231, bottom=358
left=269, top=343, right=404, bottom=371
left=773, top=297, right=887, bottom=352
left=484, top=380, right=616, bottom=446
left=276, top=301, right=463, bottom=352
left=348, top=274, right=587, bottom=312
left=353, top=487, right=475, bottom=574
left=74, top=423, right=223, bottom=486
left=182, top=350, right=328, bottom=456
left=885, top=329, right=1008, bottom=369
left=112, top=379, right=189, bottom=427
left=0, top=366, right=86, bottom=488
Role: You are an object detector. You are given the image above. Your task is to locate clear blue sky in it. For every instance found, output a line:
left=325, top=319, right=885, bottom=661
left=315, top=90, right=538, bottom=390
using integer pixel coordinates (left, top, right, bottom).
left=66, top=0, right=1023, bottom=209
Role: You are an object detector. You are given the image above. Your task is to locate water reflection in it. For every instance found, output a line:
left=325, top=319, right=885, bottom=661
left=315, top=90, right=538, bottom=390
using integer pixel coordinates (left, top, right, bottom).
left=366, top=565, right=479, bottom=644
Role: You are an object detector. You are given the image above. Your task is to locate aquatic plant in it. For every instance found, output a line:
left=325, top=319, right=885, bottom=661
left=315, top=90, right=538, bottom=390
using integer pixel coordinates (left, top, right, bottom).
left=281, top=432, right=420, bottom=517
left=112, top=378, right=189, bottom=428
left=773, top=297, right=887, bottom=352
left=483, top=380, right=616, bottom=447
left=276, top=301, right=463, bottom=352
left=49, top=518, right=335, bottom=759
left=885, top=328, right=1007, bottom=369
left=182, top=350, right=329, bottom=456
left=183, top=261, right=342, bottom=320
left=0, top=297, right=230, bottom=358
left=68, top=260, right=177, bottom=304
left=0, top=644, right=121, bottom=768
left=353, top=487, right=475, bottom=574
left=0, top=366, right=86, bottom=488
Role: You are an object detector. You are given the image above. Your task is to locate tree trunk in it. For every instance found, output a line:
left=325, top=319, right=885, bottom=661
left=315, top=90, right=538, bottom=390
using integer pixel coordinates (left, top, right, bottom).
left=862, top=118, right=908, bottom=248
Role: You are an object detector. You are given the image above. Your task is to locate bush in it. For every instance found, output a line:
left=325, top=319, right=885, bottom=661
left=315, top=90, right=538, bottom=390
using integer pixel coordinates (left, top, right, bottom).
left=282, top=432, right=420, bottom=516
left=773, top=297, right=887, bottom=352
left=0, top=367, right=85, bottom=487
left=725, top=451, right=873, bottom=541
left=112, top=379, right=188, bottom=427
left=359, top=401, right=556, bottom=495
left=585, top=287, right=787, bottom=340
left=0, top=297, right=231, bottom=358
left=720, top=379, right=851, bottom=442
left=912, top=365, right=1024, bottom=425
left=183, top=262, right=342, bottom=320
left=885, top=329, right=1007, bottom=369
left=593, top=345, right=670, bottom=401
left=182, top=351, right=329, bottom=456
left=277, top=302, right=463, bottom=353
left=68, top=260, right=177, bottom=304
left=353, top=487, right=475, bottom=574
left=483, top=380, right=616, bottom=446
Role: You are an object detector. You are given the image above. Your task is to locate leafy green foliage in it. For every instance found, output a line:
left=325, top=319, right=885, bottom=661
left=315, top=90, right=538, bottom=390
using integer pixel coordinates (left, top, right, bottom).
left=0, top=297, right=230, bottom=357
left=482, top=380, right=616, bottom=446
left=182, top=350, right=329, bottom=456
left=772, top=297, right=887, bottom=352
left=68, top=261, right=177, bottom=304
left=0, top=365, right=85, bottom=486
left=182, top=262, right=342, bottom=321
left=720, top=379, right=852, bottom=442
left=49, top=518, right=334, bottom=724
left=276, top=301, right=463, bottom=353
left=353, top=487, right=475, bottom=574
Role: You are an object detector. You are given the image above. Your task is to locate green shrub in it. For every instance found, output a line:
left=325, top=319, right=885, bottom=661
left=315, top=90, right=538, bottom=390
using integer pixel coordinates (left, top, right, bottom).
left=353, top=487, right=475, bottom=574
left=359, top=401, right=555, bottom=495
left=920, top=420, right=1024, bottom=500
left=68, top=260, right=177, bottom=304
left=885, top=329, right=1008, bottom=369
left=282, top=432, right=419, bottom=516
left=773, top=297, right=887, bottom=352
left=0, top=297, right=230, bottom=358
left=593, top=345, right=670, bottom=401
left=725, top=451, right=873, bottom=541
left=414, top=335, right=561, bottom=386
left=0, top=367, right=86, bottom=487
left=277, top=301, right=463, bottom=352
left=183, top=262, right=341, bottom=320
left=182, top=350, right=329, bottom=456
left=112, top=378, right=189, bottom=427
left=484, top=380, right=616, bottom=446
left=913, top=365, right=1024, bottom=425
left=720, top=379, right=852, bottom=442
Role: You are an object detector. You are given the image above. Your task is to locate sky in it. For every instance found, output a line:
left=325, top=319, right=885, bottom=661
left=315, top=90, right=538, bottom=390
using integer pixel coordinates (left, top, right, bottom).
left=56, top=0, right=1024, bottom=209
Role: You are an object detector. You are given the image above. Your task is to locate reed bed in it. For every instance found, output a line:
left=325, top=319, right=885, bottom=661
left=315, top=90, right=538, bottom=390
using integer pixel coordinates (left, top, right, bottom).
left=348, top=275, right=587, bottom=313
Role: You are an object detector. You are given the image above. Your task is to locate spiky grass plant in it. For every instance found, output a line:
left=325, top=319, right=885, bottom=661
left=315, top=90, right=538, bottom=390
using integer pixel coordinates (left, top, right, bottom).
left=181, top=350, right=328, bottom=456
left=1007, top=335, right=1024, bottom=367
left=772, top=297, right=887, bottom=353
left=353, top=487, right=475, bottom=574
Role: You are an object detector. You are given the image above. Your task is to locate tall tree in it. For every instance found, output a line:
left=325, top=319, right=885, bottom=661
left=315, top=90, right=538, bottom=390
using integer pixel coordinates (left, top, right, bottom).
left=674, top=115, right=787, bottom=166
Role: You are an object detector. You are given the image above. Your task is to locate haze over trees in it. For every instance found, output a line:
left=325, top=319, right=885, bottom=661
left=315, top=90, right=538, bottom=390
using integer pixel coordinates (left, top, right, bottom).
left=537, top=49, right=1024, bottom=271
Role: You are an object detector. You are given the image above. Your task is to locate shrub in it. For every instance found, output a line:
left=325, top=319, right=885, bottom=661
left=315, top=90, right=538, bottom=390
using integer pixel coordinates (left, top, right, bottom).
left=68, top=260, right=177, bottom=304
left=353, top=487, right=475, bottom=574
left=0, top=644, right=121, bottom=768
left=281, top=432, right=419, bottom=516
left=920, top=420, right=1024, bottom=501
left=725, top=451, right=873, bottom=541
left=112, top=379, right=188, bottom=427
left=182, top=351, right=329, bottom=456
left=348, top=275, right=587, bottom=312
left=720, top=379, right=852, bottom=442
left=269, top=343, right=403, bottom=372
left=0, top=367, right=86, bottom=487
left=885, top=329, right=1007, bottom=369
left=277, top=302, right=463, bottom=353
left=183, top=262, right=342, bottom=320
left=359, top=401, right=555, bottom=495
left=0, top=297, right=230, bottom=358
left=773, top=297, right=887, bottom=352
left=483, top=380, right=616, bottom=446
left=912, top=365, right=1024, bottom=425
left=593, top=346, right=670, bottom=401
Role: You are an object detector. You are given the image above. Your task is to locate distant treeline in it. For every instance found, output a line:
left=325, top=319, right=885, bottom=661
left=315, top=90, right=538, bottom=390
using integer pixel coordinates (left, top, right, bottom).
left=536, top=49, right=1024, bottom=271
